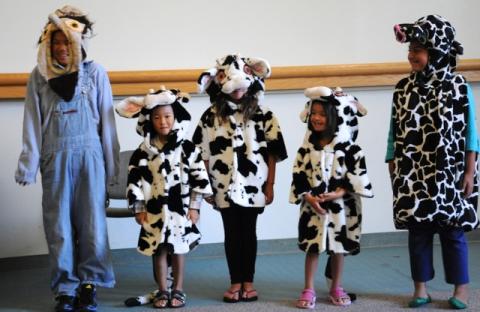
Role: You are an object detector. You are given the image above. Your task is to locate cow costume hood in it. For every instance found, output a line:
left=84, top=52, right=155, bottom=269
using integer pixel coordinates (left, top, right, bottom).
left=197, top=54, right=271, bottom=103
left=301, top=86, right=368, bottom=144
left=37, top=5, right=93, bottom=101
left=116, top=87, right=191, bottom=154
left=393, top=14, right=463, bottom=83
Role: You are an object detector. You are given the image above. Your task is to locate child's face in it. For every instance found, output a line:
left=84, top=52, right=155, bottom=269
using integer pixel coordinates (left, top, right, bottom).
left=151, top=105, right=174, bottom=138
left=51, top=31, right=70, bottom=66
left=408, top=41, right=429, bottom=72
left=309, top=102, right=328, bottom=133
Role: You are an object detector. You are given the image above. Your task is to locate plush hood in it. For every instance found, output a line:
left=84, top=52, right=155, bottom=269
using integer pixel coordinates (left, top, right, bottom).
left=393, top=15, right=463, bottom=82
left=116, top=87, right=191, bottom=152
left=300, top=86, right=367, bottom=145
left=37, top=5, right=92, bottom=81
left=197, top=54, right=271, bottom=103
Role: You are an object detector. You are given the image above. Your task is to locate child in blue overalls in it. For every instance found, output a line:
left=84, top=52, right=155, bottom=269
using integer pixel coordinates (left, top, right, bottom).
left=15, top=6, right=119, bottom=312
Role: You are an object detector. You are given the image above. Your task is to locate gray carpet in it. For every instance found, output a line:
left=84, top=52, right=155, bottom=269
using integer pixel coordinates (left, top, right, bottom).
left=0, top=239, right=479, bottom=311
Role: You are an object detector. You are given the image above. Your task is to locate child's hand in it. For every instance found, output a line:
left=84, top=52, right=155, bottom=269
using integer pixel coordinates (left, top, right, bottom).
left=462, top=171, right=474, bottom=197
left=204, top=195, right=215, bottom=206
left=188, top=209, right=199, bottom=224
left=135, top=212, right=147, bottom=225
left=318, top=187, right=346, bottom=203
left=304, top=193, right=327, bottom=215
left=264, top=183, right=274, bottom=205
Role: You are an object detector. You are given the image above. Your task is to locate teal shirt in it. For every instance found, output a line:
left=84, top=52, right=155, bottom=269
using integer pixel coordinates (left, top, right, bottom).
left=385, top=84, right=480, bottom=161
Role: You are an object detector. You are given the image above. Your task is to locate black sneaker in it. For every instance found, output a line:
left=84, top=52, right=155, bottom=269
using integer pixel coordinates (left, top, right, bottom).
left=76, top=284, right=97, bottom=312
left=55, top=295, right=75, bottom=312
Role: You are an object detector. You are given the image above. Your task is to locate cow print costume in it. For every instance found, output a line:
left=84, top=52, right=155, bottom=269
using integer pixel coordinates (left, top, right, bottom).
left=290, top=86, right=373, bottom=255
left=116, top=87, right=212, bottom=256
left=391, top=15, right=479, bottom=231
left=193, top=54, right=288, bottom=209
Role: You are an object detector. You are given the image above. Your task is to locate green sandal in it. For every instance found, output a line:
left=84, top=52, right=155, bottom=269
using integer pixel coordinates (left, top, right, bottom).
left=448, top=297, right=467, bottom=310
left=408, top=295, right=432, bottom=308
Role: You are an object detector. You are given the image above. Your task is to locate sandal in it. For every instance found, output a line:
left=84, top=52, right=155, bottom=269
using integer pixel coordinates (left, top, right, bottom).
left=223, top=289, right=241, bottom=303
left=241, top=289, right=258, bottom=302
left=170, top=290, right=186, bottom=308
left=152, top=290, right=170, bottom=309
left=296, top=288, right=316, bottom=309
left=329, top=287, right=351, bottom=307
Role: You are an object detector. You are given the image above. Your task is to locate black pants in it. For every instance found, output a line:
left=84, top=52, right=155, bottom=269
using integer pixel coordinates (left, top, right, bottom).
left=220, top=205, right=262, bottom=284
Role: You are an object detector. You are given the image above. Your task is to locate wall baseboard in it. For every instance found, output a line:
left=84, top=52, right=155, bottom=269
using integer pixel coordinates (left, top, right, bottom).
left=1, top=230, right=479, bottom=270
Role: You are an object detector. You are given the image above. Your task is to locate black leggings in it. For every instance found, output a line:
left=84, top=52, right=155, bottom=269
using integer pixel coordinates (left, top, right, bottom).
left=220, top=205, right=262, bottom=284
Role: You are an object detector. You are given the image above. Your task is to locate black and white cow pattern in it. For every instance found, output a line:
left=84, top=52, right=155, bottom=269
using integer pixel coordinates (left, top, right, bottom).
left=193, top=54, right=287, bottom=208
left=290, top=87, right=373, bottom=255
left=116, top=88, right=213, bottom=255
left=392, top=15, right=479, bottom=231
left=197, top=54, right=271, bottom=103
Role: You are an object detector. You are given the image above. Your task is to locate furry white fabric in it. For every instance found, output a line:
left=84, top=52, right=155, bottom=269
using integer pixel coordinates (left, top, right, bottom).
left=116, top=87, right=212, bottom=256
left=290, top=86, right=373, bottom=255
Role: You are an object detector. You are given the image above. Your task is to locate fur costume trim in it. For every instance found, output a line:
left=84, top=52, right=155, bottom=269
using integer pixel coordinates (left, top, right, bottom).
left=37, top=5, right=92, bottom=81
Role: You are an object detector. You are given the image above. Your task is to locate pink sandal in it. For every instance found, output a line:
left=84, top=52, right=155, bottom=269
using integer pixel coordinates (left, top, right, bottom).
left=329, top=287, right=351, bottom=306
left=296, top=289, right=316, bottom=309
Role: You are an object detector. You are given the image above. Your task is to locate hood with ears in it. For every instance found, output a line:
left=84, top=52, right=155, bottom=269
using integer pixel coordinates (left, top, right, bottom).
left=197, top=54, right=271, bottom=103
left=393, top=15, right=463, bottom=80
left=115, top=87, right=191, bottom=148
left=37, top=5, right=93, bottom=81
left=301, top=86, right=367, bottom=144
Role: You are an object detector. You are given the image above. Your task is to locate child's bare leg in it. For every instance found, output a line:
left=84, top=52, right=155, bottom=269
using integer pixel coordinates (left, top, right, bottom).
left=153, top=248, right=169, bottom=308
left=305, top=252, right=319, bottom=290
left=413, top=281, right=428, bottom=298
left=330, top=253, right=344, bottom=292
left=172, top=254, right=184, bottom=291
left=171, top=254, right=185, bottom=307
left=154, top=248, right=169, bottom=291
left=453, top=283, right=468, bottom=302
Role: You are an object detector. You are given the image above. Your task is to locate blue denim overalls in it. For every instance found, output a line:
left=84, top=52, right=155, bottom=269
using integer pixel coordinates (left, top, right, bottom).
left=40, top=66, right=115, bottom=296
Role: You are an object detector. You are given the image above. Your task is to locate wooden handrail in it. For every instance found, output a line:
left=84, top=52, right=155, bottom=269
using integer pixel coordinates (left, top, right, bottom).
left=1, top=59, right=479, bottom=100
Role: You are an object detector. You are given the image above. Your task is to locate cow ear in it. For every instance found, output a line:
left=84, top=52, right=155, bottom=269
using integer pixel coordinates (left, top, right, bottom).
left=115, top=96, right=145, bottom=118
left=197, top=68, right=217, bottom=94
left=244, top=57, right=271, bottom=78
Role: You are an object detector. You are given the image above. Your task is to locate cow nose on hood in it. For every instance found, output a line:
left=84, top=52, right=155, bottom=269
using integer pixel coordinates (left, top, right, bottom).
left=221, top=74, right=251, bottom=94
left=394, top=24, right=406, bottom=42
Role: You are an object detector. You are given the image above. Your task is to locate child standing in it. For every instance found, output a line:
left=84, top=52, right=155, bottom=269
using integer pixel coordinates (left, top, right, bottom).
left=193, top=54, right=288, bottom=302
left=290, top=86, right=373, bottom=308
left=15, top=6, right=119, bottom=312
left=388, top=15, right=479, bottom=309
left=116, top=87, right=213, bottom=308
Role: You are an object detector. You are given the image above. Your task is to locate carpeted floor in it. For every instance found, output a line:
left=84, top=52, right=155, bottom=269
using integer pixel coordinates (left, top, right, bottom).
left=0, top=238, right=479, bottom=311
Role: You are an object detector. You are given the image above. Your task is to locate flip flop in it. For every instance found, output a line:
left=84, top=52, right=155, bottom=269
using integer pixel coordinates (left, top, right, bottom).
left=241, top=289, right=258, bottom=302
left=223, top=289, right=241, bottom=303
